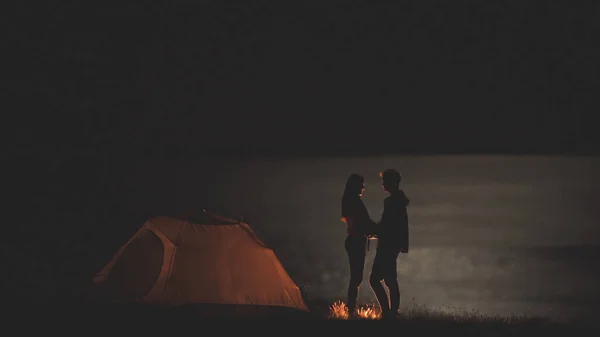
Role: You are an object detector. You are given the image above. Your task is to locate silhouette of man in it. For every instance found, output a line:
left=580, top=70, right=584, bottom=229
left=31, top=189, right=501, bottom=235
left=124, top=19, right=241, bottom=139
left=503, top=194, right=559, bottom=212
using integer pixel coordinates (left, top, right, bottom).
left=369, top=169, right=410, bottom=319
left=341, top=174, right=376, bottom=316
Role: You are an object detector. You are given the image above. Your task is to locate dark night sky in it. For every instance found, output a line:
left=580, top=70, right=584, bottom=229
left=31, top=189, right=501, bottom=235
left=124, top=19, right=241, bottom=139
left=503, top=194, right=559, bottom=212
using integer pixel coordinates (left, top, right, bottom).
left=12, top=0, right=600, bottom=160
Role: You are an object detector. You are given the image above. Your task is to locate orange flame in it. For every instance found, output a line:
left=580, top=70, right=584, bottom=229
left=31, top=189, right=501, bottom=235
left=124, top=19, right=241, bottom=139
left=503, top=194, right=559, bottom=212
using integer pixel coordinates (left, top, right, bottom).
left=356, top=305, right=381, bottom=319
left=328, top=301, right=382, bottom=320
left=329, top=301, right=349, bottom=320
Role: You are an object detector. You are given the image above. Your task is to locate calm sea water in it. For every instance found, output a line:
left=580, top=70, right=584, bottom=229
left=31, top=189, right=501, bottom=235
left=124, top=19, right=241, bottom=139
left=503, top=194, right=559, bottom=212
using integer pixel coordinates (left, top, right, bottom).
left=124, top=155, right=600, bottom=319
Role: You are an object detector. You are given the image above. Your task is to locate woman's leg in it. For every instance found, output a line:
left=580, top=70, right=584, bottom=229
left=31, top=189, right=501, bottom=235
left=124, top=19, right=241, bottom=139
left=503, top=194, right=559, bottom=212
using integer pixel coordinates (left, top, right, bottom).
left=345, top=236, right=367, bottom=313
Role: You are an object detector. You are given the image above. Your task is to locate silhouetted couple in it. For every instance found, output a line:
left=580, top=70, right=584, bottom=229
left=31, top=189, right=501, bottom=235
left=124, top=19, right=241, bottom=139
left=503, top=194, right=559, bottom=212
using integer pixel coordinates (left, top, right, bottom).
left=340, top=169, right=409, bottom=319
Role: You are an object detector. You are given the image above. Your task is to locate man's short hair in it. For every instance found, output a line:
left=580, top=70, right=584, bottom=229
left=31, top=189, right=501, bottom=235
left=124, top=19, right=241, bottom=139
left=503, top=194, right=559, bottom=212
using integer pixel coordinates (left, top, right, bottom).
left=380, top=169, right=401, bottom=185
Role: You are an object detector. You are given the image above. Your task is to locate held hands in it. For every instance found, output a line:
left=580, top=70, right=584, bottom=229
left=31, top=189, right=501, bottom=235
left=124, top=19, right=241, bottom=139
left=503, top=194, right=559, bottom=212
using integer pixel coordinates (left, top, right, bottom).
left=365, top=220, right=379, bottom=238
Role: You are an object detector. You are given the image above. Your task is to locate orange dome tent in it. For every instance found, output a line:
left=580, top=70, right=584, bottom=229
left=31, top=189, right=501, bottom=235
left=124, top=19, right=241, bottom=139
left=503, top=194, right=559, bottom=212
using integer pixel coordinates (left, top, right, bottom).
left=91, top=211, right=309, bottom=314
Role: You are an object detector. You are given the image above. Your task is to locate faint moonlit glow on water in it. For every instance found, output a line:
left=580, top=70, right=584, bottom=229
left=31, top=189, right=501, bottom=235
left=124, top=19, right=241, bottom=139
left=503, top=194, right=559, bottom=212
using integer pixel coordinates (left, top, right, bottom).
left=124, top=155, right=600, bottom=320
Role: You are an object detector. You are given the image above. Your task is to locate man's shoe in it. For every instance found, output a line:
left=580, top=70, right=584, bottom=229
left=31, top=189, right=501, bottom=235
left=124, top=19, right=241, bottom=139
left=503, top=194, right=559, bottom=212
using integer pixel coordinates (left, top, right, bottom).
left=381, top=310, right=399, bottom=320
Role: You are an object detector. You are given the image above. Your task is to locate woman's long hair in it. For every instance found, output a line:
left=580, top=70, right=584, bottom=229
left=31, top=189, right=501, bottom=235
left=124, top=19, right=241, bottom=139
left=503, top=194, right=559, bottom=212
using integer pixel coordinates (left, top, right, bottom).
left=341, top=174, right=364, bottom=219
left=342, top=174, right=364, bottom=199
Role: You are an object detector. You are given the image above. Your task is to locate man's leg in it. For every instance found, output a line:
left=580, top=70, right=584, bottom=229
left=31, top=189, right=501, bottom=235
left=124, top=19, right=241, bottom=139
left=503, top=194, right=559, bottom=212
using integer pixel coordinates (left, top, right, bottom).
left=383, top=249, right=401, bottom=316
left=369, top=248, right=390, bottom=314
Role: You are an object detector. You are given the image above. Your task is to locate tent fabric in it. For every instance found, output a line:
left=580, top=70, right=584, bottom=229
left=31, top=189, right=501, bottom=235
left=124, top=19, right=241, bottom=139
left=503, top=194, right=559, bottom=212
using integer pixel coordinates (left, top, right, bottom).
left=92, top=213, right=309, bottom=312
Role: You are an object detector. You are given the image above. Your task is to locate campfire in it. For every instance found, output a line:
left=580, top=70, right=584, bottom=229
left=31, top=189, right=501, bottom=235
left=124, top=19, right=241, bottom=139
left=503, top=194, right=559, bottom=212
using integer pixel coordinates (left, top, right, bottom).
left=328, top=301, right=382, bottom=320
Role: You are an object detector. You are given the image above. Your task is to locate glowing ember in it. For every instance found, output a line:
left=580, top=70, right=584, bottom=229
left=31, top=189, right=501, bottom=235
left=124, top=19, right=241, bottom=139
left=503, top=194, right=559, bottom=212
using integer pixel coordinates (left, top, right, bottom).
left=328, top=301, right=382, bottom=320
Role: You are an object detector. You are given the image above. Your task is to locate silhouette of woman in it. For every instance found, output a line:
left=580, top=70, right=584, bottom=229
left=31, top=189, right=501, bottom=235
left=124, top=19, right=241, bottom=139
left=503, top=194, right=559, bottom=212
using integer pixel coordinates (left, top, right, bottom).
left=340, top=173, right=376, bottom=315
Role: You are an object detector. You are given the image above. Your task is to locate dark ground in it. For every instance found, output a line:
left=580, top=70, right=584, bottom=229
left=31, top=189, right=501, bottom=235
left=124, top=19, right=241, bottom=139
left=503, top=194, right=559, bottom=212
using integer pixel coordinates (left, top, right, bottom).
left=9, top=301, right=598, bottom=335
